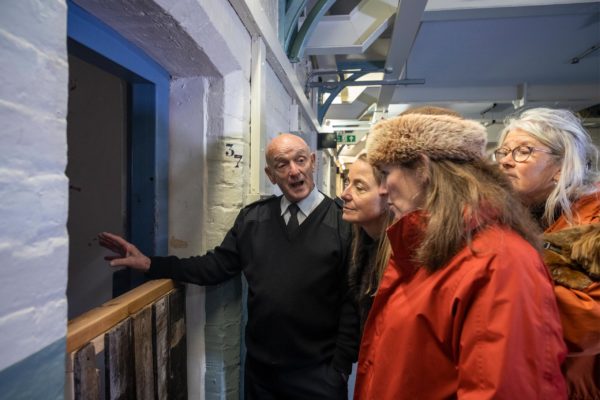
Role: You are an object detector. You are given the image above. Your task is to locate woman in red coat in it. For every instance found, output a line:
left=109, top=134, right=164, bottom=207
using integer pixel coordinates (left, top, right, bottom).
left=496, top=107, right=600, bottom=399
left=354, top=113, right=567, bottom=399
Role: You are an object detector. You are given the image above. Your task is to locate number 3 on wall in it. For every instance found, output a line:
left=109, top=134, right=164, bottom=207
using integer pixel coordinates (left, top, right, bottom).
left=225, top=143, right=243, bottom=168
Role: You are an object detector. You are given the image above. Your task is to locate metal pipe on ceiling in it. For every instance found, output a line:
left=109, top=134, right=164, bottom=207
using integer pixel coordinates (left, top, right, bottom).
left=308, top=78, right=425, bottom=88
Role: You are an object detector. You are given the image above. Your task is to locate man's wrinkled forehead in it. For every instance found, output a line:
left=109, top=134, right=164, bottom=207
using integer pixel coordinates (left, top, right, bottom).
left=267, top=137, right=311, bottom=162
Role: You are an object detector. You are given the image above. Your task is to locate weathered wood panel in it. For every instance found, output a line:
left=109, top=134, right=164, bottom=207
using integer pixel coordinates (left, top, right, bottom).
left=168, top=289, right=187, bottom=400
left=74, top=342, right=100, bottom=400
left=67, top=279, right=175, bottom=353
left=67, top=282, right=188, bottom=400
left=132, top=305, right=154, bottom=399
left=153, top=295, right=169, bottom=400
left=105, top=319, right=134, bottom=400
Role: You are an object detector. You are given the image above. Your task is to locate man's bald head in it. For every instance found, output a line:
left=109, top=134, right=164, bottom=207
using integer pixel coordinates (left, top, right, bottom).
left=264, top=133, right=316, bottom=203
left=265, top=133, right=311, bottom=167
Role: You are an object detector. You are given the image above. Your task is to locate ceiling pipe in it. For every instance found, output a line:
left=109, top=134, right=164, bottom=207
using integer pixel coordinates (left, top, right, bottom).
left=570, top=43, right=599, bottom=64
left=309, top=68, right=391, bottom=77
left=309, top=78, right=425, bottom=88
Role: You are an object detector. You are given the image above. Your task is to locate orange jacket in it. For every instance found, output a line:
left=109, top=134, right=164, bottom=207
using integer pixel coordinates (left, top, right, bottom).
left=354, top=211, right=567, bottom=399
left=546, top=192, right=600, bottom=399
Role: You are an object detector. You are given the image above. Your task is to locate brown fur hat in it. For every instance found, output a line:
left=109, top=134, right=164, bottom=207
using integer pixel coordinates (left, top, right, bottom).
left=366, top=114, right=487, bottom=165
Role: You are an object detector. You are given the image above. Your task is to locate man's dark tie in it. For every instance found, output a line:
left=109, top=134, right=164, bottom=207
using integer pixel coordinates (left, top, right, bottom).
left=287, top=203, right=299, bottom=233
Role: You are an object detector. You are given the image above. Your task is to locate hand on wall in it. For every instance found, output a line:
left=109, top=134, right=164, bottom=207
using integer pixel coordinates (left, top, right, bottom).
left=98, top=232, right=151, bottom=272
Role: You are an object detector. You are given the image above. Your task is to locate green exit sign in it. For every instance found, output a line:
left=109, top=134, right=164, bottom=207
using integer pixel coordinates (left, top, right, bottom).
left=337, top=134, right=357, bottom=143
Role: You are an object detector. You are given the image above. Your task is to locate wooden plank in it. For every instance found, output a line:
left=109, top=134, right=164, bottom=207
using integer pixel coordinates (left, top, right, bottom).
left=74, top=342, right=100, bottom=400
left=67, top=279, right=175, bottom=353
left=105, top=319, right=134, bottom=400
left=65, top=372, right=75, bottom=400
left=132, top=306, right=155, bottom=400
left=153, top=295, right=169, bottom=400
left=65, top=351, right=75, bottom=400
left=168, top=288, right=187, bottom=399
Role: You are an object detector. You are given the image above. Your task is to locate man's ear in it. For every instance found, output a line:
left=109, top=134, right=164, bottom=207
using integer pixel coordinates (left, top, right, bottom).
left=309, top=152, right=316, bottom=172
left=265, top=166, right=277, bottom=184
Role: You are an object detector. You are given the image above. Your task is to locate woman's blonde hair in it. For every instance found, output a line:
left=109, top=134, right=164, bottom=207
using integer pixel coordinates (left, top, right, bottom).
left=499, top=107, right=599, bottom=226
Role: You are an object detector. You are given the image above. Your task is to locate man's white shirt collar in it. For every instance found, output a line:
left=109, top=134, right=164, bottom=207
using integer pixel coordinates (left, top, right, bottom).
left=280, top=186, right=324, bottom=224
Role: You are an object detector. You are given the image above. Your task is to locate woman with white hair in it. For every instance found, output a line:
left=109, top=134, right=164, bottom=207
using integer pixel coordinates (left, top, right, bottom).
left=496, top=107, right=600, bottom=399
left=354, top=113, right=566, bottom=399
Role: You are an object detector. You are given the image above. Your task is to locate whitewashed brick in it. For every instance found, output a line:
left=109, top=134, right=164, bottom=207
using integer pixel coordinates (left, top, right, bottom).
left=0, top=171, right=67, bottom=241
left=0, top=0, right=68, bottom=372
left=0, top=298, right=67, bottom=371
left=157, top=0, right=251, bottom=77
left=1, top=106, right=67, bottom=173
left=0, top=33, right=68, bottom=116
left=0, top=0, right=67, bottom=58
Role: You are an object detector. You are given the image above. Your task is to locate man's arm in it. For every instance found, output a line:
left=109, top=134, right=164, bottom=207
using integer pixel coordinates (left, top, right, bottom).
left=332, top=291, right=360, bottom=376
left=331, top=224, right=360, bottom=376
left=99, top=210, right=246, bottom=285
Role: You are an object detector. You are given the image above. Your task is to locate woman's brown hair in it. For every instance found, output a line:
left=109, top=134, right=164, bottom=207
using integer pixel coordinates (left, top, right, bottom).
left=348, top=154, right=393, bottom=297
left=414, top=157, right=542, bottom=271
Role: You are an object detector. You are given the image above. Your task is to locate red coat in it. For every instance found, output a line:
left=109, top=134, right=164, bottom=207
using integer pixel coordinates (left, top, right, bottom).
left=354, top=210, right=567, bottom=399
left=546, top=192, right=600, bottom=399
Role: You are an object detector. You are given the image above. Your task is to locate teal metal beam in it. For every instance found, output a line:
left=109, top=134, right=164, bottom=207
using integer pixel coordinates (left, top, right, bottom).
left=278, top=0, right=286, bottom=45
left=337, top=60, right=386, bottom=71
left=317, top=71, right=368, bottom=124
left=283, top=0, right=307, bottom=52
left=288, top=0, right=336, bottom=62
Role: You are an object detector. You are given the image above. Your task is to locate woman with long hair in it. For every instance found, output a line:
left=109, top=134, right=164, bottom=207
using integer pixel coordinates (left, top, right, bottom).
left=340, top=154, right=392, bottom=333
left=496, top=107, right=600, bottom=399
left=354, top=113, right=567, bottom=399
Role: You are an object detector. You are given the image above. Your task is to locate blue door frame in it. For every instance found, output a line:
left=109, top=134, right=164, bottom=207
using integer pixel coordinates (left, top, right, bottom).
left=67, top=2, right=170, bottom=289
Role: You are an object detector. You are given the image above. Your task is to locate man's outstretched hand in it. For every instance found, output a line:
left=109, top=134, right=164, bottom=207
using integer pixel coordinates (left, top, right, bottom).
left=98, top=232, right=151, bottom=272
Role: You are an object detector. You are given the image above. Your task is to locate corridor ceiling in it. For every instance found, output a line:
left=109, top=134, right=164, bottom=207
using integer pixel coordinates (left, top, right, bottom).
left=299, top=0, right=600, bottom=160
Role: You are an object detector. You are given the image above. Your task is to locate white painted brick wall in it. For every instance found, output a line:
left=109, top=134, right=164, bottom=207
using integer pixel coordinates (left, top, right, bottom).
left=159, top=0, right=252, bottom=78
left=158, top=3, right=253, bottom=399
left=0, top=0, right=68, bottom=370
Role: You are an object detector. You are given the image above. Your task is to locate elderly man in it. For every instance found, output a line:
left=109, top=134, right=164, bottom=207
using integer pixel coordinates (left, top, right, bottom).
left=99, top=133, right=357, bottom=399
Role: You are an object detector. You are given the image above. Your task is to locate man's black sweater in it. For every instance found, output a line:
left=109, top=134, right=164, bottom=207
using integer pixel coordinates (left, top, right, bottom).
left=148, top=195, right=358, bottom=374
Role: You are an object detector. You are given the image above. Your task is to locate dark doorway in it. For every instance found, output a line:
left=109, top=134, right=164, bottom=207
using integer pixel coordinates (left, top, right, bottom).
left=66, top=53, right=129, bottom=319
left=66, top=2, right=169, bottom=319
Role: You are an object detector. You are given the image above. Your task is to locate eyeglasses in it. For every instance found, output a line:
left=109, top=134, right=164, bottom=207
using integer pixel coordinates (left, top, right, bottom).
left=493, top=145, right=555, bottom=163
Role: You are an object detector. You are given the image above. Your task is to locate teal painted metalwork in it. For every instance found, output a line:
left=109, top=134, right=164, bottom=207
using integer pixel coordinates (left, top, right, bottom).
left=278, top=0, right=286, bottom=45
left=0, top=339, right=65, bottom=400
left=283, top=0, right=307, bottom=55
left=336, top=60, right=387, bottom=71
left=317, top=71, right=369, bottom=124
left=288, top=0, right=336, bottom=62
